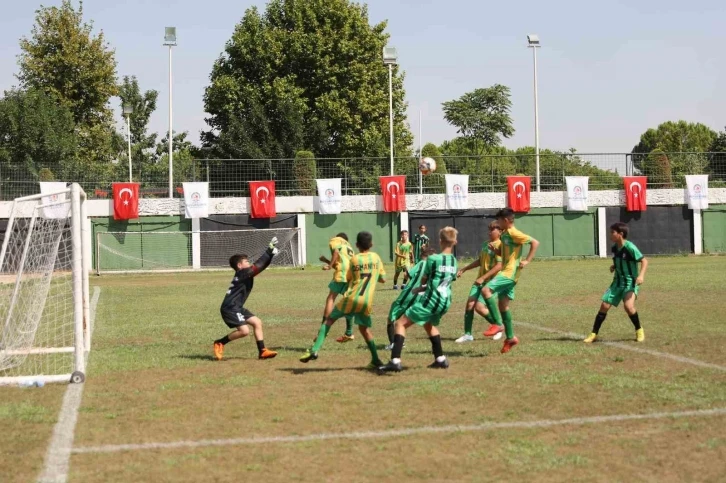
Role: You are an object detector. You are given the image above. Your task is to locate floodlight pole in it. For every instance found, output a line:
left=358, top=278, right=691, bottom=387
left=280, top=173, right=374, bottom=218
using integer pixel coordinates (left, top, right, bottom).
left=528, top=36, right=541, bottom=192
left=168, top=44, right=174, bottom=198
left=388, top=64, right=394, bottom=176
left=126, top=114, right=132, bottom=182
left=419, top=109, right=423, bottom=194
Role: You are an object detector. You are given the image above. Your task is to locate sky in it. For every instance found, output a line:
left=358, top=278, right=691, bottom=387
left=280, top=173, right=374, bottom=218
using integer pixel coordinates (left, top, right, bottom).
left=0, top=0, right=724, bottom=154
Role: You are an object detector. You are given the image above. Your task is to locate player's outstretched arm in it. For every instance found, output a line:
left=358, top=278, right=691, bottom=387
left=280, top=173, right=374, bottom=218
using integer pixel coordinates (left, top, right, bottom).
left=247, top=237, right=278, bottom=277
left=520, top=238, right=539, bottom=269
left=475, top=261, right=502, bottom=285
left=458, top=259, right=481, bottom=278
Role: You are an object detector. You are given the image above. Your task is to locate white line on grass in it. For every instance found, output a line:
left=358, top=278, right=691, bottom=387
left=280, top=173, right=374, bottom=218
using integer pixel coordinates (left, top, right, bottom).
left=37, top=286, right=101, bottom=483
left=517, top=321, right=726, bottom=372
left=72, top=407, right=726, bottom=455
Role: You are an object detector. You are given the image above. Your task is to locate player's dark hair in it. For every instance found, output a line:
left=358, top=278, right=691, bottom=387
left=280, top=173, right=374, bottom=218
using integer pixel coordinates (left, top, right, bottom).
left=229, top=254, right=249, bottom=269
left=336, top=232, right=348, bottom=241
left=400, top=230, right=408, bottom=236
left=418, top=224, right=426, bottom=230
left=356, top=231, right=373, bottom=251
left=610, top=222, right=629, bottom=239
left=496, top=208, right=515, bottom=220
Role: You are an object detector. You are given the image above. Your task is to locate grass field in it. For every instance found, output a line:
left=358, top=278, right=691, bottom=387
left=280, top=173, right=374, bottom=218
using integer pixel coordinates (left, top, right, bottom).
left=2, top=256, right=726, bottom=482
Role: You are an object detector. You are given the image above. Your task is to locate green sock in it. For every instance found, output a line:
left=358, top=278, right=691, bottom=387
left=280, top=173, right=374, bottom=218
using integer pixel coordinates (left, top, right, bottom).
left=464, top=310, right=474, bottom=335
left=345, top=317, right=354, bottom=336
left=502, top=310, right=514, bottom=339
left=485, top=296, right=502, bottom=326
left=312, top=323, right=331, bottom=352
left=483, top=313, right=495, bottom=325
left=366, top=339, right=380, bottom=364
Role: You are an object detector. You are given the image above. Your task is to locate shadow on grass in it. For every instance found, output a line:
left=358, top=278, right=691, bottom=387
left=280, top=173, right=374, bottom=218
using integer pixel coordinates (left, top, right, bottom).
left=535, top=336, right=635, bottom=343
left=178, top=354, right=247, bottom=362
left=277, top=367, right=351, bottom=375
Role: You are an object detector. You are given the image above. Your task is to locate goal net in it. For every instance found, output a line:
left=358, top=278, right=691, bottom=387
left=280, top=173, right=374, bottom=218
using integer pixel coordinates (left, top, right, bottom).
left=0, top=184, right=90, bottom=385
left=96, top=228, right=301, bottom=274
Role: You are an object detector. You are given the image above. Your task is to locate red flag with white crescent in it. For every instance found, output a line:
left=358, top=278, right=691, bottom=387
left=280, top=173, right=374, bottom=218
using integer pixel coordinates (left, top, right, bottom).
left=507, top=176, right=531, bottom=213
left=624, top=176, right=647, bottom=211
left=249, top=180, right=276, bottom=218
left=112, top=183, right=140, bottom=220
left=379, top=175, right=406, bottom=212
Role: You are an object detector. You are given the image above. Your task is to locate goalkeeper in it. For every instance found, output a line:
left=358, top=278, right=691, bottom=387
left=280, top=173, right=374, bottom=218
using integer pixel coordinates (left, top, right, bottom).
left=213, top=237, right=280, bottom=361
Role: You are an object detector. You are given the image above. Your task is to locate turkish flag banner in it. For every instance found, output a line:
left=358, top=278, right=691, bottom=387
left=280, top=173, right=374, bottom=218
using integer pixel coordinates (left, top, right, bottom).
left=112, top=183, right=139, bottom=220
left=249, top=180, right=276, bottom=218
left=507, top=176, right=531, bottom=213
left=624, top=176, right=647, bottom=211
left=380, top=175, right=406, bottom=212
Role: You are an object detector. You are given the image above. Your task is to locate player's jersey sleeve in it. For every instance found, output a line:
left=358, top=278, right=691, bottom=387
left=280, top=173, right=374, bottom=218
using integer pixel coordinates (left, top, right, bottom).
left=507, top=227, right=531, bottom=245
left=627, top=242, right=644, bottom=261
left=492, top=240, right=503, bottom=263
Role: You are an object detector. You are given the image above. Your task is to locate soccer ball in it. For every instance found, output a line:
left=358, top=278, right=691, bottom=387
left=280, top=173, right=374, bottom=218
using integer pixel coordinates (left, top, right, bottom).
left=419, top=157, right=437, bottom=175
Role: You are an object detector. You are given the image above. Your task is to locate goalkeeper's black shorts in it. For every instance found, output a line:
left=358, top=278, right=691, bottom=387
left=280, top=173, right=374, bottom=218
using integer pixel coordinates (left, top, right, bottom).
left=221, top=308, right=255, bottom=328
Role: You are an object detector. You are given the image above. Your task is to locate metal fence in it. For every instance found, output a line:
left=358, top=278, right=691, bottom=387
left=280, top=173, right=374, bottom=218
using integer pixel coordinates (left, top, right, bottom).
left=1, top=152, right=725, bottom=200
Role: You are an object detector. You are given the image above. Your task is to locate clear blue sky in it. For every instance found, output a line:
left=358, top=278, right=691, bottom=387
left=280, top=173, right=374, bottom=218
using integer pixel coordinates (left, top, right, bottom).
left=1, top=0, right=724, bottom=154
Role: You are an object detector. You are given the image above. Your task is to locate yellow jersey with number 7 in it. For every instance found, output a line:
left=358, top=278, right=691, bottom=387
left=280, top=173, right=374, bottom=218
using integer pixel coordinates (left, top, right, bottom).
left=335, top=252, right=386, bottom=316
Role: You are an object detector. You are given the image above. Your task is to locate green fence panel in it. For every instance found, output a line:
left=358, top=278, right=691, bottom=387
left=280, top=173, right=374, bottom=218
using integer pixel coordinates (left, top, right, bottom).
left=514, top=213, right=554, bottom=258
left=552, top=213, right=596, bottom=257
left=703, top=206, right=726, bottom=253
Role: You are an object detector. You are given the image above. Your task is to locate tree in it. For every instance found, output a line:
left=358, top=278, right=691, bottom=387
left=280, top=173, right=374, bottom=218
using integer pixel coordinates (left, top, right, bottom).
left=293, top=151, right=316, bottom=196
left=712, top=127, right=726, bottom=152
left=17, top=0, right=118, bottom=127
left=642, top=148, right=674, bottom=188
left=0, top=88, right=78, bottom=198
left=441, top=85, right=514, bottom=155
left=202, top=0, right=413, bottom=160
left=118, top=76, right=158, bottom=182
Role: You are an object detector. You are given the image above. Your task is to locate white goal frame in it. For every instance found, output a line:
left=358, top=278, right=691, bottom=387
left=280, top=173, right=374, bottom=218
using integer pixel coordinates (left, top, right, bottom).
left=0, top=183, right=90, bottom=385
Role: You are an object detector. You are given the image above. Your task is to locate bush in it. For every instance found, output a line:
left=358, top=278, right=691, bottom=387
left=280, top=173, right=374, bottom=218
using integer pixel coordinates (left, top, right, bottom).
left=294, top=151, right=316, bottom=195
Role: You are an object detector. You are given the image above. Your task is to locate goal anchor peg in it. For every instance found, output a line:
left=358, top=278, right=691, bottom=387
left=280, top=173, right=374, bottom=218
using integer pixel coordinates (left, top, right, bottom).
left=70, top=371, right=85, bottom=384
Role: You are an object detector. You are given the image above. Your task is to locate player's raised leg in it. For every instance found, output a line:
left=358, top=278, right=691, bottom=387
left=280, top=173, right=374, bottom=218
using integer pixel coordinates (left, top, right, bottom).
left=246, top=316, right=277, bottom=359
left=498, top=295, right=519, bottom=353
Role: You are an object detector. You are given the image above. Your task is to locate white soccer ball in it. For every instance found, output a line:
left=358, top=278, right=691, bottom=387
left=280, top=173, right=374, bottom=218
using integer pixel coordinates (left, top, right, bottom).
left=419, top=157, right=437, bottom=175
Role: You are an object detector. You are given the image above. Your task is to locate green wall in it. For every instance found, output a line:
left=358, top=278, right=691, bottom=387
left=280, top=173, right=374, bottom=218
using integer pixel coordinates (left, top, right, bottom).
left=306, top=212, right=399, bottom=263
left=92, top=216, right=191, bottom=271
left=515, top=208, right=597, bottom=258
left=703, top=205, right=726, bottom=253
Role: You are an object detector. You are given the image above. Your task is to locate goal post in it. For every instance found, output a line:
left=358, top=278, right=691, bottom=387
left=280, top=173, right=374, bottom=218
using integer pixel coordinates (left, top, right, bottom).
left=0, top=183, right=90, bottom=385
left=96, top=227, right=301, bottom=274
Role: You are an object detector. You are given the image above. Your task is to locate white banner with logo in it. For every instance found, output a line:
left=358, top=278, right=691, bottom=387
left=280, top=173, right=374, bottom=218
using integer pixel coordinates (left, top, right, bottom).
left=316, top=178, right=342, bottom=214
left=39, top=182, right=69, bottom=219
left=445, top=174, right=469, bottom=210
left=565, top=176, right=589, bottom=211
left=685, top=175, right=709, bottom=210
left=183, top=182, right=209, bottom=218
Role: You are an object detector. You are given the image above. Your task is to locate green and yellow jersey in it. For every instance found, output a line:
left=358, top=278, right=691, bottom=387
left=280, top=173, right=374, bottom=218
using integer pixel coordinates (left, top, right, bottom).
left=395, top=241, right=413, bottom=268
left=611, top=241, right=643, bottom=289
left=478, top=239, right=502, bottom=278
left=336, top=252, right=386, bottom=316
left=329, top=236, right=354, bottom=283
left=420, top=253, right=458, bottom=315
left=498, top=227, right=532, bottom=283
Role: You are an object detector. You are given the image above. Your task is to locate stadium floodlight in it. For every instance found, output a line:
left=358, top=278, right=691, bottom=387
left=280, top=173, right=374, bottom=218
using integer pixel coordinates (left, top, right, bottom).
left=123, top=104, right=133, bottom=182
left=164, top=27, right=177, bottom=198
left=383, top=47, right=398, bottom=176
left=527, top=34, right=541, bottom=192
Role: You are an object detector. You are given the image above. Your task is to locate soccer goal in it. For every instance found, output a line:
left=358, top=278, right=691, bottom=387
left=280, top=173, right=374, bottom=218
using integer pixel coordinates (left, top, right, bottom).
left=96, top=227, right=301, bottom=274
left=0, top=184, right=91, bottom=385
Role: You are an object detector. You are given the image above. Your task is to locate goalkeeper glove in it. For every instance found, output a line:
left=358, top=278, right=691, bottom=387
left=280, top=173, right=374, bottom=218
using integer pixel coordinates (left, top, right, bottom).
left=267, top=236, right=280, bottom=256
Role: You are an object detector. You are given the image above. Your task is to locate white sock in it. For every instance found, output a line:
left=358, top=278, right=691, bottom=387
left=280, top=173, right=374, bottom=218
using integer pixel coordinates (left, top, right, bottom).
left=436, top=355, right=446, bottom=363
left=392, top=358, right=401, bottom=364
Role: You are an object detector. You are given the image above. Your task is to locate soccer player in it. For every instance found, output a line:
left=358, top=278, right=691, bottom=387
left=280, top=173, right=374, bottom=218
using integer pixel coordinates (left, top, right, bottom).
left=378, top=227, right=458, bottom=373
left=584, top=222, right=648, bottom=343
left=301, top=231, right=386, bottom=369
left=393, top=230, right=413, bottom=289
left=480, top=208, right=539, bottom=354
left=318, top=233, right=356, bottom=343
left=412, top=224, right=430, bottom=263
left=454, top=220, right=504, bottom=343
left=385, top=248, right=435, bottom=350
left=213, top=237, right=280, bottom=361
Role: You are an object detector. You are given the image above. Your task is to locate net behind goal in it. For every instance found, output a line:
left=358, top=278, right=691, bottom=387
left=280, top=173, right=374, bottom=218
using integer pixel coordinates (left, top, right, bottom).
left=96, top=228, right=300, bottom=274
left=0, top=184, right=90, bottom=385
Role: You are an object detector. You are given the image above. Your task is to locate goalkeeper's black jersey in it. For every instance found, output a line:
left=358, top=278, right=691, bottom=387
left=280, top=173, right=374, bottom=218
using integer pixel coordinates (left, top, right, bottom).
left=220, top=250, right=273, bottom=311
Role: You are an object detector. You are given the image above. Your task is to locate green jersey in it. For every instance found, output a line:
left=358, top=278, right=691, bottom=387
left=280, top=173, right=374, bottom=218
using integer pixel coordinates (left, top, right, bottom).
left=394, top=260, right=426, bottom=307
left=412, top=233, right=430, bottom=261
left=611, top=241, right=643, bottom=289
left=420, top=253, right=458, bottom=315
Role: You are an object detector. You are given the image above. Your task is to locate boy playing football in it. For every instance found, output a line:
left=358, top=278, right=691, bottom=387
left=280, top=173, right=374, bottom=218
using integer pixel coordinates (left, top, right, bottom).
left=213, top=237, right=280, bottom=361
left=318, top=233, right=356, bottom=343
left=412, top=224, right=430, bottom=263
left=455, top=220, right=504, bottom=343
left=379, top=227, right=458, bottom=373
left=301, top=232, right=386, bottom=369
left=584, top=222, right=648, bottom=343
left=393, top=230, right=413, bottom=289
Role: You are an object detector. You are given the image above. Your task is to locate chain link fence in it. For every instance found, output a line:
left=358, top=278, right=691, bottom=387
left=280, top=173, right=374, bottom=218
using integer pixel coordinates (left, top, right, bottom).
left=1, top=152, right=725, bottom=200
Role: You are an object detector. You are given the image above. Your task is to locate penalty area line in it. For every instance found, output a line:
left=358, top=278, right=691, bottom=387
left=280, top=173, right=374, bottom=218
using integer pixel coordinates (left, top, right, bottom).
left=72, top=407, right=726, bottom=455
left=516, top=321, right=726, bottom=373
left=37, top=286, right=101, bottom=483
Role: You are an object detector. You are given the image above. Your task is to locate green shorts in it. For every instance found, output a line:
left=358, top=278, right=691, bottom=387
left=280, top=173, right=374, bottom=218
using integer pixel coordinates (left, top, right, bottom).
left=329, top=307, right=372, bottom=328
left=328, top=280, right=348, bottom=295
left=395, top=264, right=410, bottom=274
left=404, top=301, right=447, bottom=327
left=602, top=284, right=639, bottom=307
left=388, top=298, right=416, bottom=323
left=467, top=283, right=487, bottom=303
left=484, top=275, right=516, bottom=301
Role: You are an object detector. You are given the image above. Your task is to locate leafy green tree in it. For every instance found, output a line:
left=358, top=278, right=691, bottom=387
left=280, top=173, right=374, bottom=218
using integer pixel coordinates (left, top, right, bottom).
left=0, top=88, right=78, bottom=198
left=711, top=126, right=726, bottom=152
left=293, top=151, right=316, bottom=196
left=642, top=148, right=674, bottom=188
left=202, top=0, right=413, bottom=160
left=441, top=85, right=514, bottom=155
left=118, top=76, right=158, bottom=182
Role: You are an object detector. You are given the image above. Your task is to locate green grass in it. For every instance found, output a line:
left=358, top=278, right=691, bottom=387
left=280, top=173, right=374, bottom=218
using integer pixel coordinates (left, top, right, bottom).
left=2, top=256, right=726, bottom=482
